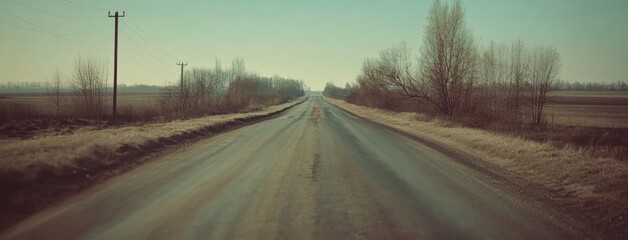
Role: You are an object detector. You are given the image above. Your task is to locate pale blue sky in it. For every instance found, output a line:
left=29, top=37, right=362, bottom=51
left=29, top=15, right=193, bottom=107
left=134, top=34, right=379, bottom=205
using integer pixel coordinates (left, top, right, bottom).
left=1, top=0, right=627, bottom=90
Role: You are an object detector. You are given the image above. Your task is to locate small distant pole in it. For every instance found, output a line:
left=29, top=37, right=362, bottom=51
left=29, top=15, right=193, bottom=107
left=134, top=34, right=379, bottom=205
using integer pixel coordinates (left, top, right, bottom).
left=177, top=62, right=187, bottom=96
left=109, top=11, right=125, bottom=123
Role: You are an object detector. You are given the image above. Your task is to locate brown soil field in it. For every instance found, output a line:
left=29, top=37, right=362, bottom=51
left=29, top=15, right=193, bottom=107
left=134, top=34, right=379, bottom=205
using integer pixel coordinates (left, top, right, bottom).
left=546, top=91, right=628, bottom=128
left=0, top=93, right=163, bottom=139
left=0, top=92, right=160, bottom=116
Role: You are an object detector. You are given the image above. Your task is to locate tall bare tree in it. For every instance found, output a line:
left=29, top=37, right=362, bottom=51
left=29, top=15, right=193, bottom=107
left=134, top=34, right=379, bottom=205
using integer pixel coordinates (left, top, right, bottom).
left=355, top=59, right=387, bottom=108
left=71, top=56, right=108, bottom=119
left=508, top=39, right=528, bottom=119
left=418, top=0, right=477, bottom=117
left=528, top=46, right=560, bottom=125
left=231, top=58, right=246, bottom=79
left=476, top=41, right=515, bottom=123
left=46, top=67, right=64, bottom=117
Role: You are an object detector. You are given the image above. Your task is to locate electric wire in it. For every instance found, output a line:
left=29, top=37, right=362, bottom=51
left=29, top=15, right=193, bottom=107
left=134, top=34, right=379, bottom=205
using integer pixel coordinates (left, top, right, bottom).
left=120, top=25, right=178, bottom=69
left=48, top=0, right=107, bottom=11
left=2, top=5, right=179, bottom=82
left=0, top=16, right=102, bottom=37
left=0, top=8, right=110, bottom=51
left=121, top=51, right=172, bottom=83
left=14, top=0, right=101, bottom=21
left=125, top=14, right=180, bottom=61
left=120, top=31, right=176, bottom=78
left=120, top=28, right=177, bottom=71
left=0, top=17, right=48, bottom=33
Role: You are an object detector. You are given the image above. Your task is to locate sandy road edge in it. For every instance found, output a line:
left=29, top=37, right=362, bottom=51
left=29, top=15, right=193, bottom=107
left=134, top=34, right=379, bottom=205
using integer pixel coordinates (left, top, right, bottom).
left=322, top=97, right=598, bottom=238
left=0, top=97, right=308, bottom=233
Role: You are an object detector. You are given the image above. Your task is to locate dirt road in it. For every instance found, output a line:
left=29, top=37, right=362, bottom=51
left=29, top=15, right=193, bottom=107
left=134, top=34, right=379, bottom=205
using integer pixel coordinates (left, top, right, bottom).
left=1, top=96, right=572, bottom=239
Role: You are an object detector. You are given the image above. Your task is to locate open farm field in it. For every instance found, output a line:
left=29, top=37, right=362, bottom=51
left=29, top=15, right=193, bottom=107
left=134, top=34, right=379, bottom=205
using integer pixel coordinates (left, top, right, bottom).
left=0, top=92, right=161, bottom=116
left=0, top=93, right=163, bottom=139
left=546, top=91, right=628, bottom=128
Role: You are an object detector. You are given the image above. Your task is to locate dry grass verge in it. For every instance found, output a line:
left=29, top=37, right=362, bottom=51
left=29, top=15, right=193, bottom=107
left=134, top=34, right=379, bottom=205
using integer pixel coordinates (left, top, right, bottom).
left=325, top=97, right=628, bottom=239
left=0, top=97, right=306, bottom=231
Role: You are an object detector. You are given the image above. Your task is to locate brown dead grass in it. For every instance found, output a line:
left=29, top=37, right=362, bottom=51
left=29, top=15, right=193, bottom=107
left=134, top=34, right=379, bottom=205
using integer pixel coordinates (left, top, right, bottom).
left=0, top=98, right=303, bottom=172
left=325, top=97, right=628, bottom=239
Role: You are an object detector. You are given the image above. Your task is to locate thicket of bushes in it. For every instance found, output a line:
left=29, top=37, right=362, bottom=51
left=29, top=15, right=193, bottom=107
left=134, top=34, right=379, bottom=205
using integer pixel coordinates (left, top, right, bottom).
left=160, top=59, right=305, bottom=119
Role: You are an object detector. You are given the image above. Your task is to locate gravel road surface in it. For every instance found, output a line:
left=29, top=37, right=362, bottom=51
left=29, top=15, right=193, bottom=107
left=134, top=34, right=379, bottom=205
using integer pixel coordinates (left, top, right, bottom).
left=1, top=95, right=571, bottom=239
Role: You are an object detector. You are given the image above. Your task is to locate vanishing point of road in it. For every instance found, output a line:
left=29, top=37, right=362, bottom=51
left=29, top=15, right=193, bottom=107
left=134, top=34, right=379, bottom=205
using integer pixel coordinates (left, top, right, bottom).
left=2, top=95, right=572, bottom=239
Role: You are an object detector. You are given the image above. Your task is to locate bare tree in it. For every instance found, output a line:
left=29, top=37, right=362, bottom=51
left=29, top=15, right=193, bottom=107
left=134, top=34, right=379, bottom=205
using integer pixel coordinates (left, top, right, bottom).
left=418, top=0, right=477, bottom=117
left=231, top=58, right=246, bottom=79
left=71, top=56, right=108, bottom=119
left=508, top=39, right=528, bottom=119
left=187, top=66, right=224, bottom=114
left=476, top=41, right=515, bottom=123
left=212, top=59, right=228, bottom=95
left=528, top=46, right=560, bottom=125
left=190, top=67, right=208, bottom=111
left=159, top=84, right=181, bottom=119
left=374, top=43, right=418, bottom=97
left=224, top=58, right=248, bottom=109
left=355, top=58, right=393, bottom=109
left=355, top=59, right=382, bottom=107
left=46, top=67, right=64, bottom=117
left=352, top=43, right=424, bottom=110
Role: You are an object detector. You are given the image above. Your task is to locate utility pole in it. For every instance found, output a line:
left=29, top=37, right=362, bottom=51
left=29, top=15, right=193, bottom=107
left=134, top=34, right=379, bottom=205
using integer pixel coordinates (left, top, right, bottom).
left=177, top=62, right=187, bottom=95
left=109, top=11, right=125, bottom=123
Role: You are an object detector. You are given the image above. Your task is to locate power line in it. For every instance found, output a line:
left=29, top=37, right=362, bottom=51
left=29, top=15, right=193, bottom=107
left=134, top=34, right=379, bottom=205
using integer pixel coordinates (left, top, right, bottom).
left=120, top=33, right=175, bottom=77
left=0, top=17, right=47, bottom=33
left=63, top=0, right=108, bottom=11
left=0, top=8, right=109, bottom=51
left=120, top=28, right=177, bottom=69
left=125, top=14, right=179, bottom=61
left=122, top=20, right=179, bottom=63
left=48, top=0, right=107, bottom=11
left=120, top=29, right=177, bottom=71
left=0, top=15, right=102, bottom=37
left=121, top=51, right=172, bottom=82
left=122, top=26, right=178, bottom=67
left=14, top=0, right=101, bottom=21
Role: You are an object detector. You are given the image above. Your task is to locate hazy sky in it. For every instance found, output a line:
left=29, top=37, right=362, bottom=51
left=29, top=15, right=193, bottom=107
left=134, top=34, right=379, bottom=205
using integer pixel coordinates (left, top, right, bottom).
left=1, top=0, right=627, bottom=90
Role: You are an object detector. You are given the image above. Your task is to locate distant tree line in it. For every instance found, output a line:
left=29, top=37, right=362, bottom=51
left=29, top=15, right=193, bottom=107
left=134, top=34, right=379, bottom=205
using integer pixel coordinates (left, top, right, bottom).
left=322, top=82, right=357, bottom=100
left=554, top=80, right=628, bottom=91
left=324, top=0, right=616, bottom=128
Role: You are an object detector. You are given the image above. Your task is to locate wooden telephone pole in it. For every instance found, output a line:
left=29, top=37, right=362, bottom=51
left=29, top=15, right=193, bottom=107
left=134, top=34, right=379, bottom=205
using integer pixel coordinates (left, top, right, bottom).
left=177, top=62, right=187, bottom=94
left=109, top=11, right=125, bottom=123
